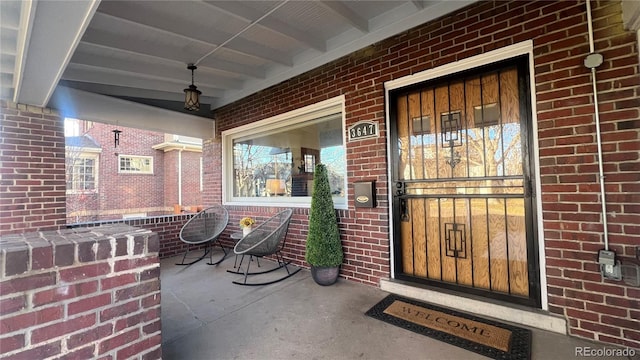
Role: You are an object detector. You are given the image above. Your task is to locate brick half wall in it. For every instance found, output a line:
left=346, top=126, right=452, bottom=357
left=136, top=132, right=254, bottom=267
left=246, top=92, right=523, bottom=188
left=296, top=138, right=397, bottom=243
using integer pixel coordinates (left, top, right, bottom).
left=69, top=214, right=196, bottom=259
left=0, top=225, right=161, bottom=359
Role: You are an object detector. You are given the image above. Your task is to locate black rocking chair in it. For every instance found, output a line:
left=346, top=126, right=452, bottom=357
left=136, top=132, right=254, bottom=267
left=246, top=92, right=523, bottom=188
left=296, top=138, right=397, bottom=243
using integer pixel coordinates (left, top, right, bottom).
left=227, top=209, right=301, bottom=285
left=176, top=205, right=229, bottom=266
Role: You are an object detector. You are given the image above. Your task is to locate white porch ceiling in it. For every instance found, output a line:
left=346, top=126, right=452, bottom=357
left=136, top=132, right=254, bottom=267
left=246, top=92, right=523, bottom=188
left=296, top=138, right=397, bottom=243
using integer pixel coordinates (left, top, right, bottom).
left=2, top=0, right=480, bottom=119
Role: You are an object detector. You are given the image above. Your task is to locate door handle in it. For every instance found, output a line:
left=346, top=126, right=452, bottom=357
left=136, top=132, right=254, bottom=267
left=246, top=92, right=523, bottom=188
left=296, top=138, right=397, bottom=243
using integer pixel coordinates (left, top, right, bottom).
left=400, top=198, right=410, bottom=222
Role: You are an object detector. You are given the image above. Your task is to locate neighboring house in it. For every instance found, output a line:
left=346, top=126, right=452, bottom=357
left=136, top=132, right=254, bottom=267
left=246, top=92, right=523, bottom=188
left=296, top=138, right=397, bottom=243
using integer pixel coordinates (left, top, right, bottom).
left=65, top=121, right=203, bottom=223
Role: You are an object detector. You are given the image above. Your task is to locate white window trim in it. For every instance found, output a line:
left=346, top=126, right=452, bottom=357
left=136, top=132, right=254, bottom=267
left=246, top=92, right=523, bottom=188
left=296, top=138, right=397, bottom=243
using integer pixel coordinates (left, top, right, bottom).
left=66, top=151, right=99, bottom=194
left=118, top=155, right=154, bottom=174
left=222, top=95, right=347, bottom=209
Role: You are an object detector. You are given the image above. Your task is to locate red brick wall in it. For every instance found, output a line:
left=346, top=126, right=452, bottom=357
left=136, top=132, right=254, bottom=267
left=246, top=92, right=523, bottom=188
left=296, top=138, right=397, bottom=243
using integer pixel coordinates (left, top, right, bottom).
left=162, top=150, right=202, bottom=211
left=121, top=215, right=191, bottom=259
left=163, top=151, right=179, bottom=207
left=85, top=123, right=166, bottom=216
left=202, top=139, right=221, bottom=206
left=211, top=0, right=639, bottom=349
left=0, top=101, right=66, bottom=235
left=66, top=122, right=203, bottom=221
left=0, top=225, right=161, bottom=359
left=66, top=192, right=100, bottom=223
left=179, top=151, right=202, bottom=207
left=69, top=214, right=195, bottom=259
left=532, top=0, right=640, bottom=348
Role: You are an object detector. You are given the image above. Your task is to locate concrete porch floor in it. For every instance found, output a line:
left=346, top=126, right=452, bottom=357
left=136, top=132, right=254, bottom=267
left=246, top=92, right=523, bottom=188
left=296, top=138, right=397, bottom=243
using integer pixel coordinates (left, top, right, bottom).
left=160, top=253, right=633, bottom=360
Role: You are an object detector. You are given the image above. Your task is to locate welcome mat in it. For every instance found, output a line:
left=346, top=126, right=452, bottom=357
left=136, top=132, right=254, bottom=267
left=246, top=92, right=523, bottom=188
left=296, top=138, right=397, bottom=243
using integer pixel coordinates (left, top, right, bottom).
left=365, top=294, right=531, bottom=360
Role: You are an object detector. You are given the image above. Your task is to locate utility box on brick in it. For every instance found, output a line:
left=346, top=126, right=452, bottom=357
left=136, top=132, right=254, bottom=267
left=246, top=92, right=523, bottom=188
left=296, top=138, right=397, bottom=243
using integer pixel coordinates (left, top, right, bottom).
left=354, top=181, right=376, bottom=208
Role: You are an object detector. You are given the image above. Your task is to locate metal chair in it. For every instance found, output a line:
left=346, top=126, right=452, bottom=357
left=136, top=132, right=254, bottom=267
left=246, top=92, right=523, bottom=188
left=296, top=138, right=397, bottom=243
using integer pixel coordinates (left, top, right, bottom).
left=176, top=205, right=229, bottom=266
left=227, top=209, right=301, bottom=285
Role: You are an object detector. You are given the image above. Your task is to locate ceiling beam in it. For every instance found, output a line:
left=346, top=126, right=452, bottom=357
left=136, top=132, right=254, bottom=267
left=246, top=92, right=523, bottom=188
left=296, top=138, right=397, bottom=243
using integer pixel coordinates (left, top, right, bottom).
left=50, top=86, right=215, bottom=139
left=1, top=0, right=29, bottom=101
left=317, top=1, right=369, bottom=33
left=10, top=0, right=35, bottom=101
left=69, top=51, right=244, bottom=90
left=0, top=1, right=21, bottom=30
left=14, top=0, right=100, bottom=107
left=201, top=1, right=326, bottom=52
left=76, top=39, right=265, bottom=80
left=622, top=0, right=640, bottom=30
left=219, top=0, right=476, bottom=107
left=1, top=59, right=15, bottom=74
left=61, top=64, right=225, bottom=99
left=58, top=80, right=218, bottom=104
left=95, top=4, right=293, bottom=67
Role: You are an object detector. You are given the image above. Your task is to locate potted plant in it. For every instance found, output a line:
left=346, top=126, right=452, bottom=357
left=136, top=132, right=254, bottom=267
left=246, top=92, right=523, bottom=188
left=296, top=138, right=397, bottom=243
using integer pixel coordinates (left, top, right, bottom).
left=305, top=163, right=343, bottom=285
left=239, top=216, right=255, bottom=237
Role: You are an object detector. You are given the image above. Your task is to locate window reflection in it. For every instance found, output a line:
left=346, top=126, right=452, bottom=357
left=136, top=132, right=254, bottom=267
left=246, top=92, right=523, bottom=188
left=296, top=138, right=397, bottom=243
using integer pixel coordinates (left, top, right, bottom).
left=232, top=116, right=345, bottom=201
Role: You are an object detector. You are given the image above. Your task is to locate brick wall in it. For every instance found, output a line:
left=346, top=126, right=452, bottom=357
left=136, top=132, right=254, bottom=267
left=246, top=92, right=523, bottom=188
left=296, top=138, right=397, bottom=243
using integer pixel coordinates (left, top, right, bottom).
left=531, top=0, right=640, bottom=348
left=0, top=101, right=66, bottom=236
left=163, top=151, right=179, bottom=207
left=211, top=0, right=639, bottom=349
left=202, top=139, right=221, bottom=207
left=0, top=225, right=161, bottom=359
left=162, top=150, right=203, bottom=211
left=66, top=192, right=100, bottom=223
left=86, top=123, right=166, bottom=217
left=66, top=122, right=203, bottom=222
left=68, top=214, right=193, bottom=259
left=179, top=151, right=202, bottom=207
left=120, top=215, right=191, bottom=259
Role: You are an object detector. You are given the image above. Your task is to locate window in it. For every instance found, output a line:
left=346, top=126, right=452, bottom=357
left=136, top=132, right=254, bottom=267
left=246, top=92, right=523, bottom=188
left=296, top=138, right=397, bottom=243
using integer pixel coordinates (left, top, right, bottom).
left=67, top=154, right=98, bottom=192
left=412, top=116, right=431, bottom=135
left=223, top=96, right=347, bottom=208
left=473, top=103, right=500, bottom=127
left=119, top=155, right=153, bottom=174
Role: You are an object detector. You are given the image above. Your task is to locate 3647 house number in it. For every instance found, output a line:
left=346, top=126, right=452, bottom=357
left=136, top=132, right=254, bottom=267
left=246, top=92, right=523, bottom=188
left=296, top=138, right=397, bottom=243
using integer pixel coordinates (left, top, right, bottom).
left=348, top=121, right=379, bottom=141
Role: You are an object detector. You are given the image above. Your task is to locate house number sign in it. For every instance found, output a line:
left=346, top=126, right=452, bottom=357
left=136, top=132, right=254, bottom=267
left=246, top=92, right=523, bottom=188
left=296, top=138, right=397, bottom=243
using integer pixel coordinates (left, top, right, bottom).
left=348, top=121, right=379, bottom=142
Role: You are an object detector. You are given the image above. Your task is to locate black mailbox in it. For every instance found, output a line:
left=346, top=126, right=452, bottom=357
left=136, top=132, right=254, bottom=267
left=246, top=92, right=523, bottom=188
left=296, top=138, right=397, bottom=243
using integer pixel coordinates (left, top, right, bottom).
left=354, top=181, right=376, bottom=208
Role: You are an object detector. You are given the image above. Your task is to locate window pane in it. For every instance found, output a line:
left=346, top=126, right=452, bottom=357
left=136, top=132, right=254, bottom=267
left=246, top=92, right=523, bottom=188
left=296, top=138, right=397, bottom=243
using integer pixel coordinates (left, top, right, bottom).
left=232, top=116, right=345, bottom=201
left=67, top=156, right=96, bottom=191
left=119, top=156, right=153, bottom=173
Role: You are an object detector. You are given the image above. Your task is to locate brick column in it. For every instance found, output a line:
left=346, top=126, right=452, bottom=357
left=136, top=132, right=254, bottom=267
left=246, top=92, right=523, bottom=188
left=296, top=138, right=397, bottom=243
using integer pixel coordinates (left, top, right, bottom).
left=202, top=138, right=222, bottom=206
left=0, top=100, right=66, bottom=235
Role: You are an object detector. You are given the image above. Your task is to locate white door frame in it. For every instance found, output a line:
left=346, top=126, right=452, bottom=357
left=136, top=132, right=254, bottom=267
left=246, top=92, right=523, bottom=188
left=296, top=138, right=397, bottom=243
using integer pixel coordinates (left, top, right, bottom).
left=383, top=40, right=548, bottom=311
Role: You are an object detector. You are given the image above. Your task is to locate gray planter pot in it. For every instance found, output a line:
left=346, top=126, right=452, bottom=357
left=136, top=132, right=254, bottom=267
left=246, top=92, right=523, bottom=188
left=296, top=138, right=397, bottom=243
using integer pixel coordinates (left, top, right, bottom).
left=310, top=266, right=339, bottom=286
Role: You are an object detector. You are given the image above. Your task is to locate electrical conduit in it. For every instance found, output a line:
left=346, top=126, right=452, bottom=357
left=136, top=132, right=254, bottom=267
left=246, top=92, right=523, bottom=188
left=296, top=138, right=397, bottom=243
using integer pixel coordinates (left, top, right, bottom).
left=585, top=0, right=609, bottom=250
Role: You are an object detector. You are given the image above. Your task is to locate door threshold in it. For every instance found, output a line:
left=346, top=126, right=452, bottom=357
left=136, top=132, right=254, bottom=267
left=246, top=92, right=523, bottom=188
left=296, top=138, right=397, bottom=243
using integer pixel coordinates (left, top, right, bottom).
left=380, top=278, right=566, bottom=334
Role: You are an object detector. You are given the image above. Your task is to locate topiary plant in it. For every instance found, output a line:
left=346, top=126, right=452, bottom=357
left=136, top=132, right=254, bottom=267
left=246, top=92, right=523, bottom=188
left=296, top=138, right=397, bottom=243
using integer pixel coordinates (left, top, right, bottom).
left=305, top=163, right=343, bottom=267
